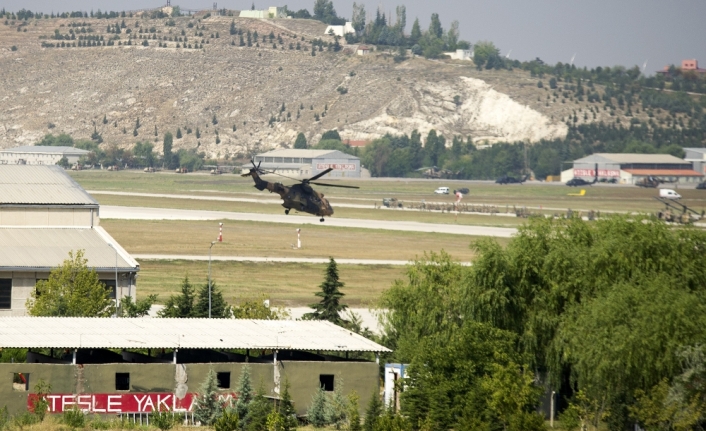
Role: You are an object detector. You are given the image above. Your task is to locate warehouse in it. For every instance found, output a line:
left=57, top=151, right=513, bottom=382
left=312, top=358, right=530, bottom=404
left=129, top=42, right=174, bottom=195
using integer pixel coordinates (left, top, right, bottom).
left=0, top=146, right=89, bottom=166
left=0, top=166, right=139, bottom=316
left=0, top=317, right=389, bottom=416
left=252, top=149, right=361, bottom=178
left=562, top=153, right=703, bottom=184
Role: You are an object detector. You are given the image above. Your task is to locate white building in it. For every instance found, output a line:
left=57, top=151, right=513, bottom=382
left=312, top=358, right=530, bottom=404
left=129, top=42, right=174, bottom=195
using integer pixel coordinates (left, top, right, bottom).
left=252, top=149, right=361, bottom=178
left=0, top=146, right=89, bottom=166
left=239, top=6, right=287, bottom=19
left=446, top=49, right=472, bottom=61
left=684, top=148, right=706, bottom=176
left=561, top=153, right=703, bottom=184
left=324, top=22, right=355, bottom=37
left=0, top=165, right=139, bottom=316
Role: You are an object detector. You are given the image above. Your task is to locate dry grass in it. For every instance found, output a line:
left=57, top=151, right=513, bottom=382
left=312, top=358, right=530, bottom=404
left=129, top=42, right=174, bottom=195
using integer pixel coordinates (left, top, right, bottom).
left=100, top=219, right=486, bottom=261
left=138, top=259, right=405, bottom=307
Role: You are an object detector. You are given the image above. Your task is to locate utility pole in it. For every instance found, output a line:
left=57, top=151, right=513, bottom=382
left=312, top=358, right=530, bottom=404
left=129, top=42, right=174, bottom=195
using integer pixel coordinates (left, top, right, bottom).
left=207, top=223, right=223, bottom=318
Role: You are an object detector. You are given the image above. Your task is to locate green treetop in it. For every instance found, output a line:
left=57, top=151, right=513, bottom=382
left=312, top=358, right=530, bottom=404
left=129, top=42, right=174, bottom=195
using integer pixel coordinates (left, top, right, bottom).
left=304, top=258, right=348, bottom=325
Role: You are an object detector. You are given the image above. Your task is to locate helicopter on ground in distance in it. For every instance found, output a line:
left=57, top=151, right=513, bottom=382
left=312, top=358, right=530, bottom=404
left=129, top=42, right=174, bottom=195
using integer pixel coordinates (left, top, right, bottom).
left=242, top=160, right=359, bottom=222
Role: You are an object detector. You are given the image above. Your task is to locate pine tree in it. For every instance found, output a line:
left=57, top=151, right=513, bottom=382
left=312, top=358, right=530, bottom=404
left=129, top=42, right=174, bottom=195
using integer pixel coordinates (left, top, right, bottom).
left=194, top=281, right=231, bottom=318
left=293, top=133, right=307, bottom=149
left=347, top=391, right=362, bottom=431
left=176, top=128, right=182, bottom=139
left=245, top=384, right=270, bottom=431
left=235, top=365, right=253, bottom=427
left=410, top=18, right=422, bottom=45
left=193, top=369, right=223, bottom=426
left=307, top=387, right=327, bottom=428
left=325, top=382, right=348, bottom=429
left=158, top=276, right=195, bottom=317
left=280, top=380, right=297, bottom=431
left=362, top=391, right=382, bottom=431
left=304, top=258, right=348, bottom=325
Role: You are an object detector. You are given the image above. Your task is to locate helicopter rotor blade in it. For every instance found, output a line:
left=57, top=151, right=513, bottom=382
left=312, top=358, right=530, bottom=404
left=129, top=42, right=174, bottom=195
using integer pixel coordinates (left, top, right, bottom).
left=310, top=181, right=360, bottom=189
left=307, top=168, right=334, bottom=182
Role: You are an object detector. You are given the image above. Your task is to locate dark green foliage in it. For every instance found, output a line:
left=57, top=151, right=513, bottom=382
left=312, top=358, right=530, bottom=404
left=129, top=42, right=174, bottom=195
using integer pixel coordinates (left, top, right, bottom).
left=303, top=258, right=348, bottom=325
left=176, top=128, right=182, bottom=139
left=293, top=132, right=307, bottom=149
left=245, top=385, right=270, bottom=431
left=57, top=156, right=70, bottom=168
left=194, top=282, right=231, bottom=318
left=362, top=391, right=382, bottom=431
left=320, top=129, right=341, bottom=141
left=157, top=276, right=196, bottom=317
left=152, top=408, right=183, bottom=430
left=62, top=407, right=85, bottom=428
left=307, top=386, right=327, bottom=428
left=119, top=295, right=158, bottom=317
left=279, top=380, right=298, bottom=431
left=36, top=133, right=74, bottom=147
left=235, top=365, right=253, bottom=427
left=163, top=132, right=174, bottom=168
left=214, top=409, right=239, bottom=431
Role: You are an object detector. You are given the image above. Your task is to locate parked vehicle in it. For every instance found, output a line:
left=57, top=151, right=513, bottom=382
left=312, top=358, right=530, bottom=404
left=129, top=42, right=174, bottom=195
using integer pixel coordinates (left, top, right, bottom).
left=659, top=189, right=681, bottom=199
left=434, top=187, right=450, bottom=194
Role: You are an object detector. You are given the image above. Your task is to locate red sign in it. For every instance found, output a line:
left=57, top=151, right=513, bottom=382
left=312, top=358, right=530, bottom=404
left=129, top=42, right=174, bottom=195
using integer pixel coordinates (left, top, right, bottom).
left=316, top=163, right=356, bottom=171
left=573, top=169, right=620, bottom=178
left=28, top=393, right=237, bottom=414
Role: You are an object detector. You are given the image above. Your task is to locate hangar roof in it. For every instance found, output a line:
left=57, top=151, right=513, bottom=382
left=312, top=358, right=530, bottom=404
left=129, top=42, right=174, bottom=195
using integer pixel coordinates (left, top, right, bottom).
left=0, top=226, right=138, bottom=272
left=574, top=153, right=687, bottom=164
left=0, top=317, right=391, bottom=352
left=0, top=146, right=90, bottom=156
left=256, top=149, right=359, bottom=160
left=0, top=165, right=98, bottom=206
left=623, top=169, right=703, bottom=177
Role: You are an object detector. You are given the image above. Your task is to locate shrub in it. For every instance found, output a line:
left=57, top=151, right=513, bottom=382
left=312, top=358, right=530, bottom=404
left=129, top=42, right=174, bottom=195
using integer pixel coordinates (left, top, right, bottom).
left=63, top=407, right=86, bottom=428
left=10, top=45, right=17, bottom=51
left=151, top=408, right=183, bottom=431
left=214, top=409, right=239, bottom=431
left=307, top=387, right=327, bottom=428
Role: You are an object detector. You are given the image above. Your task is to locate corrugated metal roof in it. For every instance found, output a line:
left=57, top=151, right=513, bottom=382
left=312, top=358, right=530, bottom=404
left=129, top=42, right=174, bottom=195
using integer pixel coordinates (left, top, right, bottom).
left=0, top=165, right=98, bottom=206
left=0, top=226, right=138, bottom=271
left=256, top=149, right=358, bottom=159
left=0, top=146, right=90, bottom=155
left=574, top=153, right=688, bottom=164
left=0, top=317, right=391, bottom=352
left=623, top=169, right=703, bottom=177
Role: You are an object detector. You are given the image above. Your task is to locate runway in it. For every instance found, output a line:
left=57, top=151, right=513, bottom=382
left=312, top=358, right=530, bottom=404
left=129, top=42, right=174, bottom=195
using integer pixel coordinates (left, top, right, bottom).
left=132, top=254, right=439, bottom=266
left=101, top=205, right=518, bottom=238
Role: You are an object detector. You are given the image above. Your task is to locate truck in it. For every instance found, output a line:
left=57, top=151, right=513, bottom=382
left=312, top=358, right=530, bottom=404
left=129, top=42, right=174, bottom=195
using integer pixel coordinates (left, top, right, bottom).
left=659, top=189, right=681, bottom=199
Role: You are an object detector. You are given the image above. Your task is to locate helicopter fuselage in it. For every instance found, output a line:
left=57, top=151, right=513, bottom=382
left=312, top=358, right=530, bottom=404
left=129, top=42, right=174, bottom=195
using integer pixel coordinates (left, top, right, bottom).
left=250, top=171, right=334, bottom=217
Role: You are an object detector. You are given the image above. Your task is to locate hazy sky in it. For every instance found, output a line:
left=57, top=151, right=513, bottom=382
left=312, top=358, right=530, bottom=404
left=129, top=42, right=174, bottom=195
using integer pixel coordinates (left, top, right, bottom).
left=3, top=0, right=705, bottom=74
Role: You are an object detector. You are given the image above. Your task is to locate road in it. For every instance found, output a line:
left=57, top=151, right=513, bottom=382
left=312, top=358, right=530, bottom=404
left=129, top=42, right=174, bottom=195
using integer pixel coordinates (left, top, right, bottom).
left=132, top=254, right=445, bottom=266
left=101, top=205, right=518, bottom=237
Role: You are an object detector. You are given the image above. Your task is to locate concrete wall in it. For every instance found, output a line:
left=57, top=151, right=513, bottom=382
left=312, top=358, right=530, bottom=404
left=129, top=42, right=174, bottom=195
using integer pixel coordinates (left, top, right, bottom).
left=0, top=361, right=377, bottom=416
left=0, top=271, right=137, bottom=317
left=0, top=208, right=97, bottom=227
left=280, top=361, right=378, bottom=415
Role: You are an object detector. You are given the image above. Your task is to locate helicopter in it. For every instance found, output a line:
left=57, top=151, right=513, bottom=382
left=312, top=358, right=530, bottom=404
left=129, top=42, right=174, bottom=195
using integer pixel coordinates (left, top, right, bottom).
left=496, top=174, right=528, bottom=185
left=635, top=176, right=676, bottom=188
left=241, top=160, right=359, bottom=222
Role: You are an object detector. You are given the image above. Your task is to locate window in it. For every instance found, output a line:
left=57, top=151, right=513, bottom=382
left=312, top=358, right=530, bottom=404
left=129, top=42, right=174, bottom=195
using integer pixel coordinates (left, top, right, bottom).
left=319, top=374, right=334, bottom=392
left=12, top=373, right=29, bottom=391
left=0, top=279, right=11, bottom=310
left=115, top=373, right=130, bottom=390
left=101, top=280, right=117, bottom=300
left=217, top=372, right=231, bottom=389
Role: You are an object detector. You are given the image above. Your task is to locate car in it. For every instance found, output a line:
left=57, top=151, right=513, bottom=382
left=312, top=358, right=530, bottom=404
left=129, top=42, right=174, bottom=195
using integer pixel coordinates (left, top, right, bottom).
left=696, top=182, right=706, bottom=190
left=434, top=187, right=450, bottom=194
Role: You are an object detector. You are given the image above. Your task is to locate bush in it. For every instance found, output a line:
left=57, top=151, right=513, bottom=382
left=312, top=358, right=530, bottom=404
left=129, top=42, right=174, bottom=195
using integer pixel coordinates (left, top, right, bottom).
left=151, top=408, right=183, bottom=431
left=10, top=45, right=17, bottom=51
left=63, top=407, right=86, bottom=428
left=337, top=86, right=348, bottom=95
left=214, top=409, right=239, bottom=431
left=307, top=387, right=327, bottom=428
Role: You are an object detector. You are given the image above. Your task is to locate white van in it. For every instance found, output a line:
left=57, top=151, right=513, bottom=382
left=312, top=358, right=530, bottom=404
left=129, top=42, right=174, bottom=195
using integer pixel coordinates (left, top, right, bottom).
left=434, top=187, right=450, bottom=194
left=659, top=189, right=681, bottom=199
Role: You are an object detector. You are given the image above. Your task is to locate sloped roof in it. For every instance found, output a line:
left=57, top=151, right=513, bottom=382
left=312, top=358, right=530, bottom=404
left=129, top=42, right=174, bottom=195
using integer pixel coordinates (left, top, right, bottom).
left=0, top=146, right=90, bottom=155
left=0, top=317, right=391, bottom=352
left=0, top=165, right=98, bottom=206
left=256, top=149, right=359, bottom=160
left=623, top=169, right=703, bottom=177
left=574, top=153, right=688, bottom=164
left=0, top=226, right=138, bottom=271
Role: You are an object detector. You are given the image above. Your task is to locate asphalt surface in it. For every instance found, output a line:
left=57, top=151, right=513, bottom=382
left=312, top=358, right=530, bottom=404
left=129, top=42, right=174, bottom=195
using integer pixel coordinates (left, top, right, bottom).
left=101, top=205, right=518, bottom=238
left=132, top=254, right=429, bottom=266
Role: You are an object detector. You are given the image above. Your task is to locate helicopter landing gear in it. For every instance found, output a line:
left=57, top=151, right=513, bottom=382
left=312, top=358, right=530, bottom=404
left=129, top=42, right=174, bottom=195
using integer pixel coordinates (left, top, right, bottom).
left=285, top=209, right=290, bottom=215
left=320, top=217, right=325, bottom=222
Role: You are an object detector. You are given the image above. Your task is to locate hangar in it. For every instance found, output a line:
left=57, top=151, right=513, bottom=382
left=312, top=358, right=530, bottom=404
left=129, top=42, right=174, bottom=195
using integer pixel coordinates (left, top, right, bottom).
left=0, top=165, right=138, bottom=316
left=252, top=149, right=361, bottom=178
left=0, top=146, right=89, bottom=166
left=0, top=317, right=390, bottom=416
left=562, top=153, right=703, bottom=184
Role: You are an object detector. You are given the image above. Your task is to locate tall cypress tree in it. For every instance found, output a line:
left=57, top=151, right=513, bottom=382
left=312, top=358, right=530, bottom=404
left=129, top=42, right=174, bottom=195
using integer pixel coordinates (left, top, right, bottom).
left=304, top=258, right=348, bottom=325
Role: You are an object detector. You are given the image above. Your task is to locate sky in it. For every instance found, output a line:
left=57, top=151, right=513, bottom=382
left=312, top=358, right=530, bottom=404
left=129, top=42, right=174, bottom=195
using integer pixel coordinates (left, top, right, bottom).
left=3, top=0, right=705, bottom=74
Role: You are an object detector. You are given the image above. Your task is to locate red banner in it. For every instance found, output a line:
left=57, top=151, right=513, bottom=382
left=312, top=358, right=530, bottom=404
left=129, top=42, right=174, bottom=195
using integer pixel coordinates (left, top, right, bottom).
left=316, top=163, right=357, bottom=171
left=28, top=393, right=237, bottom=414
left=573, top=169, right=620, bottom=178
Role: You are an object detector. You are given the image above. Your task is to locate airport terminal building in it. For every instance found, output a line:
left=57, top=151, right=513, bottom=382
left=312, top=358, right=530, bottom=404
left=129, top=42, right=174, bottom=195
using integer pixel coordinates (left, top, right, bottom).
left=252, top=149, right=361, bottom=179
left=562, top=153, right=703, bottom=184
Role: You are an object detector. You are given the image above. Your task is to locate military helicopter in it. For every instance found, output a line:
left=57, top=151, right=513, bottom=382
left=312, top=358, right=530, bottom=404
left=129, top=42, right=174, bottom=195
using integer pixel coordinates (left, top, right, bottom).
left=636, top=176, right=676, bottom=188
left=242, top=160, right=359, bottom=222
left=496, top=175, right=528, bottom=185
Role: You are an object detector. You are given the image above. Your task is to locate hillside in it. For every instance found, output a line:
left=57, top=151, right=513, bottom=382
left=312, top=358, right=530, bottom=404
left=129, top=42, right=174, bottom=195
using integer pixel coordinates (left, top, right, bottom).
left=0, top=11, right=664, bottom=157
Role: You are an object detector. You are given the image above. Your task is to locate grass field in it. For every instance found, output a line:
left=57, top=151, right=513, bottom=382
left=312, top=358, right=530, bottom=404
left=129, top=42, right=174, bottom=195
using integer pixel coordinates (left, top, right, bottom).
left=72, top=170, right=706, bottom=215
left=137, top=259, right=404, bottom=307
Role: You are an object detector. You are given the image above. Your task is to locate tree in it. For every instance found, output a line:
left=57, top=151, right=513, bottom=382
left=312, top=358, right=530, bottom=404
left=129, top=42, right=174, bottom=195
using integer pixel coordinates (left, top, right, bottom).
left=231, top=296, right=290, bottom=319
left=157, top=276, right=196, bottom=317
left=303, top=258, right=348, bottom=325
left=245, top=384, right=270, bottom=431
left=57, top=156, right=70, bottom=168
left=27, top=250, right=115, bottom=317
left=362, top=390, right=382, bottom=431
left=176, top=128, right=182, bottom=139
left=320, top=129, right=341, bottom=141
left=235, top=365, right=254, bottom=426
left=409, top=18, right=421, bottom=45
left=351, top=2, right=366, bottom=33
left=163, top=132, right=174, bottom=168
left=347, top=392, right=362, bottom=431
left=194, top=281, right=231, bottom=318
left=133, top=141, right=156, bottom=167
left=193, top=369, right=223, bottom=426
left=325, top=383, right=348, bottom=429
left=428, top=13, right=443, bottom=39
left=280, top=380, right=298, bottom=431
left=119, top=295, right=158, bottom=317
left=473, top=40, right=502, bottom=70
left=307, top=386, right=327, bottom=428
left=445, top=20, right=459, bottom=51
left=293, top=132, right=308, bottom=149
